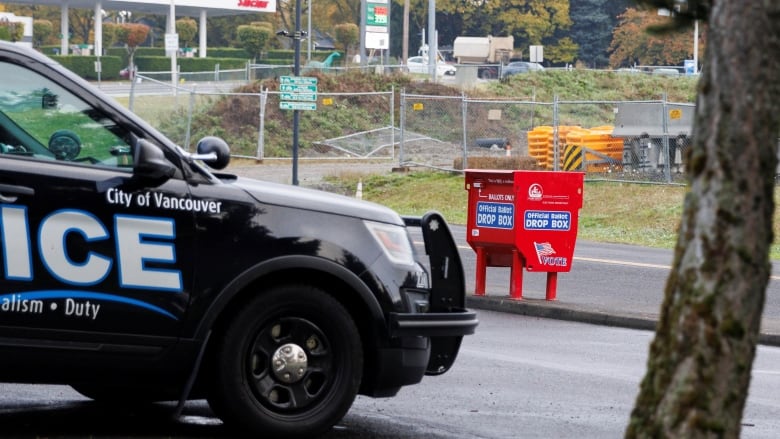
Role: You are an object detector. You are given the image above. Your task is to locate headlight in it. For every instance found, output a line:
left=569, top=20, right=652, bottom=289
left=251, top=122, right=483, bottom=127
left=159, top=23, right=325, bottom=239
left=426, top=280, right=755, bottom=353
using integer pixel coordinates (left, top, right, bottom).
left=364, top=221, right=416, bottom=266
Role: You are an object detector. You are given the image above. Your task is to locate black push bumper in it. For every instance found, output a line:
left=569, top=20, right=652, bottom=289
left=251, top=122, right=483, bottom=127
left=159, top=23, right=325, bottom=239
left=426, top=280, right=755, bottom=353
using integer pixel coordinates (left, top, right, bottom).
left=395, top=212, right=478, bottom=375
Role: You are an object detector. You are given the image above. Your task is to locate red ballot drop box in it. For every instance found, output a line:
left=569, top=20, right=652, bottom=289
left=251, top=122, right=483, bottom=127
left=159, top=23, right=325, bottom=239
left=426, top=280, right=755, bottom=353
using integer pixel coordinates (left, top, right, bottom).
left=465, top=169, right=584, bottom=300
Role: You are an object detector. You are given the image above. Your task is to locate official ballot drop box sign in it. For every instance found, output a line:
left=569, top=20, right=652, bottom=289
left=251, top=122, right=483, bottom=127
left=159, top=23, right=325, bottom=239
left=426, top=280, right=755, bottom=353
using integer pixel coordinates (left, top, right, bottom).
left=465, top=170, right=584, bottom=300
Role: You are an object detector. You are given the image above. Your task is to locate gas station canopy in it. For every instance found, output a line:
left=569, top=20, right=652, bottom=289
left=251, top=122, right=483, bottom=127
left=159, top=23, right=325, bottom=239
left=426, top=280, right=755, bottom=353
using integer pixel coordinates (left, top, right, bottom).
left=3, top=0, right=276, bottom=57
left=3, top=0, right=275, bottom=17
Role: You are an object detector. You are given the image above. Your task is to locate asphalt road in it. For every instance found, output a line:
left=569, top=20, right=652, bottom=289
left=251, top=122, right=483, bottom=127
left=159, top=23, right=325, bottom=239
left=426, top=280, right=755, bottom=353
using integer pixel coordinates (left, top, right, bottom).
left=96, top=80, right=250, bottom=98
left=3, top=311, right=779, bottom=438
left=440, top=225, right=780, bottom=345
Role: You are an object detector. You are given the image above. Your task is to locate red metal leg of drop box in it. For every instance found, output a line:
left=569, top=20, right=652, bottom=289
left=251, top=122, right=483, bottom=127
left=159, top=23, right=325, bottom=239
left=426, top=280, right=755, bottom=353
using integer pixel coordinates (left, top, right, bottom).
left=474, top=247, right=486, bottom=296
left=510, top=249, right=524, bottom=300
left=546, top=272, right=558, bottom=301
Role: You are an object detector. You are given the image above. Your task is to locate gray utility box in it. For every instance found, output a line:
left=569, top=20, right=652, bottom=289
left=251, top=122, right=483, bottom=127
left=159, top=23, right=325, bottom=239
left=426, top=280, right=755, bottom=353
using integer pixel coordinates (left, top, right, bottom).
left=612, top=102, right=694, bottom=171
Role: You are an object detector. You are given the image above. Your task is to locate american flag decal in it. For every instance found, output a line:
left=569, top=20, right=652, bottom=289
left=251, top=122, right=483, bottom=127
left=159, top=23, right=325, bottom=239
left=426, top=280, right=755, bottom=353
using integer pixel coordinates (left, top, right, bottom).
left=534, top=242, right=556, bottom=259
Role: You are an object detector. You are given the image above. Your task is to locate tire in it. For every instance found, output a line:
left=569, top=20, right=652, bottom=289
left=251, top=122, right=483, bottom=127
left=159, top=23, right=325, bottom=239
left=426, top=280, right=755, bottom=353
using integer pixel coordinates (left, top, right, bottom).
left=208, top=285, right=363, bottom=438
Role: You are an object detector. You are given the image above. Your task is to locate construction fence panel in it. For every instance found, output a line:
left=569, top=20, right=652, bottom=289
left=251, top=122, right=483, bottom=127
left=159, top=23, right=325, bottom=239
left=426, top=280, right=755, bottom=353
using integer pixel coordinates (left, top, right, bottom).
left=127, top=76, right=231, bottom=152
left=261, top=90, right=395, bottom=160
left=399, top=93, right=465, bottom=170
left=463, top=99, right=552, bottom=168
left=554, top=100, right=694, bottom=183
left=125, top=80, right=695, bottom=182
left=126, top=78, right=395, bottom=161
left=552, top=100, right=622, bottom=174
left=397, top=94, right=694, bottom=181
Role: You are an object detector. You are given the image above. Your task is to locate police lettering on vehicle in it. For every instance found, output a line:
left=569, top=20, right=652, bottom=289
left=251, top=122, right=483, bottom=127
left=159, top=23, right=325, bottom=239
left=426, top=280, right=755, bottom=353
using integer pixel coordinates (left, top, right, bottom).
left=106, top=188, right=223, bottom=213
left=0, top=204, right=182, bottom=320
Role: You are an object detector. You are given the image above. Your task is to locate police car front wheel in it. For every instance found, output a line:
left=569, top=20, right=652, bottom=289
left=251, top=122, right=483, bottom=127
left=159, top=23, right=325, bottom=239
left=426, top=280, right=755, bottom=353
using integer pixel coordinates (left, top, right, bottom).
left=207, top=284, right=363, bottom=437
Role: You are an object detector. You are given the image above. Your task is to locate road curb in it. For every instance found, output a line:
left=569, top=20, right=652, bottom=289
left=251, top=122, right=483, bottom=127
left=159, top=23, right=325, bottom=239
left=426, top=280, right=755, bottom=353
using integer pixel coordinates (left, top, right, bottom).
left=466, top=295, right=780, bottom=347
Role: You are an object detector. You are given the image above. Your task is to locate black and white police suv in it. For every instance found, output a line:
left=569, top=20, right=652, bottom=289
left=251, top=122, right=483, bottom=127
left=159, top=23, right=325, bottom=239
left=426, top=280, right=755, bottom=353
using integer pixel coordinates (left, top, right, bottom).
left=0, top=41, right=477, bottom=437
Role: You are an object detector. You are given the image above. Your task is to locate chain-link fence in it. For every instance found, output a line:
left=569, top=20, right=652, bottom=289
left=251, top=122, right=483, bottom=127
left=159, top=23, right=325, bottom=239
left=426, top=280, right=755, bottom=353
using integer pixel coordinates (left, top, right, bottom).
left=125, top=76, right=698, bottom=182
left=128, top=75, right=395, bottom=160
left=398, top=93, right=464, bottom=169
left=399, top=92, right=695, bottom=183
left=261, top=89, right=395, bottom=160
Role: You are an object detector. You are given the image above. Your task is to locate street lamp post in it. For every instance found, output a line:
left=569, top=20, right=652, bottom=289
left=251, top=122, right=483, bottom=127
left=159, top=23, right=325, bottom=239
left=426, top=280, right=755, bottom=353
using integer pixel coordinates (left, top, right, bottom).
left=693, top=19, right=699, bottom=73
left=292, top=0, right=303, bottom=186
left=278, top=0, right=306, bottom=185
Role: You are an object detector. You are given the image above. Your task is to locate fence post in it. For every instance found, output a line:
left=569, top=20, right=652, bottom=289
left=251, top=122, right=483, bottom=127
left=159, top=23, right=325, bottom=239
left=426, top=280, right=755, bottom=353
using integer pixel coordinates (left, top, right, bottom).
left=129, top=74, right=137, bottom=112
left=662, top=92, right=671, bottom=183
left=184, top=85, right=196, bottom=151
left=257, top=88, right=268, bottom=160
left=461, top=91, right=468, bottom=169
left=390, top=86, right=395, bottom=161
left=399, top=89, right=406, bottom=166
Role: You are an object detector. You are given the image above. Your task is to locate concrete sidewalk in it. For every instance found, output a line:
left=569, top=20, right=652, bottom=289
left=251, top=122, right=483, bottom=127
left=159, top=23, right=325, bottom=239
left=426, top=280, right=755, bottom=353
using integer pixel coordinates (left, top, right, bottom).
left=466, top=294, right=780, bottom=347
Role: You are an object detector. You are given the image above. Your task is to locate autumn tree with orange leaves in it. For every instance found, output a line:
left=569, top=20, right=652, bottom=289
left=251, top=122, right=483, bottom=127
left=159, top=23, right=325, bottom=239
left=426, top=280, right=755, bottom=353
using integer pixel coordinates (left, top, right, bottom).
left=115, top=23, right=150, bottom=75
left=608, top=7, right=704, bottom=68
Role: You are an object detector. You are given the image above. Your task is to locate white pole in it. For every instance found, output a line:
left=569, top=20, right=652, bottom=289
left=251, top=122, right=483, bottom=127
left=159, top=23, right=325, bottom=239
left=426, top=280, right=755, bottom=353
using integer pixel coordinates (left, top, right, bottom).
left=427, top=0, right=435, bottom=80
left=60, top=3, right=68, bottom=55
left=93, top=2, right=102, bottom=56
left=199, top=9, right=207, bottom=58
left=169, top=0, right=177, bottom=93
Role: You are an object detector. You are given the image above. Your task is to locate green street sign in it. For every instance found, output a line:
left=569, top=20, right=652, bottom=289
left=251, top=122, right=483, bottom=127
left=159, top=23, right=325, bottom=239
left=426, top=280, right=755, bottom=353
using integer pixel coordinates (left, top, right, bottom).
left=280, top=84, right=317, bottom=93
left=280, top=101, right=317, bottom=111
left=281, top=92, right=317, bottom=102
left=280, top=76, right=318, bottom=110
left=280, top=75, right=318, bottom=86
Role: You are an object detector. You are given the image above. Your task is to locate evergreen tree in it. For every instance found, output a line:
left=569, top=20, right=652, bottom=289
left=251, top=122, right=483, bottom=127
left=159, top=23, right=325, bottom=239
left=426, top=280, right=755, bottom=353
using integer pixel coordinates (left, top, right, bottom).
left=569, top=0, right=631, bottom=68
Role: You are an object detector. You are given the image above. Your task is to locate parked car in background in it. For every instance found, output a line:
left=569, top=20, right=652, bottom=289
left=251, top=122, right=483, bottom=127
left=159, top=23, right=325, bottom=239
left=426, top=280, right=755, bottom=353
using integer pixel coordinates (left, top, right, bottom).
left=406, top=56, right=457, bottom=76
left=652, top=68, right=681, bottom=77
left=501, top=61, right=544, bottom=79
left=119, top=65, right=137, bottom=79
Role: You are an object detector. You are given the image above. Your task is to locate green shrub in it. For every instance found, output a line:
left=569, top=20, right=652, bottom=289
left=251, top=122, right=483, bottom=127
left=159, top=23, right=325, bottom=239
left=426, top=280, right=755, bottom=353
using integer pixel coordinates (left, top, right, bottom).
left=133, top=56, right=247, bottom=72
left=51, top=55, right=123, bottom=80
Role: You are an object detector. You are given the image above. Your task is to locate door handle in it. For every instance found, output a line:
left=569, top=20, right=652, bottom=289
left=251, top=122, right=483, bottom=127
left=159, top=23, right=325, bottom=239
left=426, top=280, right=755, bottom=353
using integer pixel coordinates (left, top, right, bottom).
left=0, top=183, right=35, bottom=203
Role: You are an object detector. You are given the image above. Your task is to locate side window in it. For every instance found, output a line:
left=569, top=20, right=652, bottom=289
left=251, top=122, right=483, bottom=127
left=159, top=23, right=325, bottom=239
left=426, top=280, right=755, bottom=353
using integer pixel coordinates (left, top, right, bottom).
left=0, top=61, right=133, bottom=169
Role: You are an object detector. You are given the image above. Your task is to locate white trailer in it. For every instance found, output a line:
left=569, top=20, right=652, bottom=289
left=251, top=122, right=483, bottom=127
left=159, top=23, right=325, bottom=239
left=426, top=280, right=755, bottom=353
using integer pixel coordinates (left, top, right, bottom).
left=453, top=35, right=514, bottom=78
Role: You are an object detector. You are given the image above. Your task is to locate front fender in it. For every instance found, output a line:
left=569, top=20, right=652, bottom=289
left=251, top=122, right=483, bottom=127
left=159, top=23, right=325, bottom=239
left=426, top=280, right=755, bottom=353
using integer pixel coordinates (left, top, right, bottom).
left=191, top=255, right=387, bottom=341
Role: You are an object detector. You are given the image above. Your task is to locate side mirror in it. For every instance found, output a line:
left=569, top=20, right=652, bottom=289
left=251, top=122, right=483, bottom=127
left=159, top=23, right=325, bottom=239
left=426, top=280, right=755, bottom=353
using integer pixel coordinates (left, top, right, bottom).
left=194, top=136, right=230, bottom=170
left=134, top=139, right=176, bottom=181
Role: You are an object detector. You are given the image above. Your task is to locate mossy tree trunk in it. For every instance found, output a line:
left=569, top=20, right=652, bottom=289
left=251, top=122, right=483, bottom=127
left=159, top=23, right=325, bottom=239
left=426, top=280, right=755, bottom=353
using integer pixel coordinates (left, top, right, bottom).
left=626, top=1, right=780, bottom=438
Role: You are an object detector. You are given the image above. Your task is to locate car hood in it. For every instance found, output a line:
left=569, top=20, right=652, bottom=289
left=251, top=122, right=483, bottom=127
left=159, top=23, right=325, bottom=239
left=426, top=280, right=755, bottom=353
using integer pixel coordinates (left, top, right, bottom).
left=229, top=176, right=405, bottom=226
